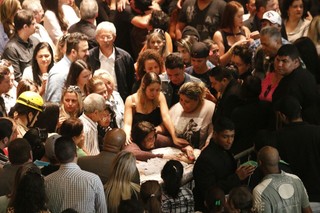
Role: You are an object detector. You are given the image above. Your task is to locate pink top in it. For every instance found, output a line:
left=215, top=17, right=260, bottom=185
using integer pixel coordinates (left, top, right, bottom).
left=259, top=72, right=279, bottom=102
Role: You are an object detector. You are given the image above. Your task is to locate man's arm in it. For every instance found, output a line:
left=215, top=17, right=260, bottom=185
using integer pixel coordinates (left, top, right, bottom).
left=175, top=22, right=186, bottom=40
left=45, top=72, right=63, bottom=103
left=253, top=186, right=269, bottom=213
left=302, top=207, right=313, bottom=213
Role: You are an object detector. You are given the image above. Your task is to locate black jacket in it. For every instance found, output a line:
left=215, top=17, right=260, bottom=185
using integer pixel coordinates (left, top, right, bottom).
left=212, top=79, right=242, bottom=123
left=273, top=66, right=320, bottom=125
left=193, top=141, right=241, bottom=211
left=276, top=121, right=320, bottom=202
left=88, top=46, right=135, bottom=101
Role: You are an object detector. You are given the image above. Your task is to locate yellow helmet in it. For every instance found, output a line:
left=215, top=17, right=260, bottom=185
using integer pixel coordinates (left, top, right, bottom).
left=16, top=91, right=44, bottom=112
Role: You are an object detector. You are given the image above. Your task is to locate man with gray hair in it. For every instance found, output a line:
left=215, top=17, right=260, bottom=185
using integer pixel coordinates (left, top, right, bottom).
left=88, top=21, right=135, bottom=101
left=68, top=0, right=99, bottom=49
left=253, top=26, right=283, bottom=79
left=79, top=93, right=106, bottom=155
left=249, top=10, right=289, bottom=55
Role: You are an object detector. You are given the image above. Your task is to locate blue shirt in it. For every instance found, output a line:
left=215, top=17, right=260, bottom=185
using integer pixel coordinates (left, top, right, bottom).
left=45, top=55, right=71, bottom=103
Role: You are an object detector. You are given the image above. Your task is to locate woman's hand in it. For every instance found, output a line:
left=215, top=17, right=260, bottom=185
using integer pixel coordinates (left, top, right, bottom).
left=181, top=145, right=195, bottom=161
left=116, top=0, right=129, bottom=12
left=306, top=11, right=313, bottom=21
left=176, top=0, right=184, bottom=9
left=125, top=134, right=133, bottom=146
left=39, top=79, right=47, bottom=96
left=205, top=88, right=217, bottom=103
left=172, top=137, right=190, bottom=147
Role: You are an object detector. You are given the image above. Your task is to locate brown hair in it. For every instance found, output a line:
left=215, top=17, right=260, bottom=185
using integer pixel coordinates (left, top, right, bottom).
left=220, top=1, right=243, bottom=30
left=136, top=49, right=164, bottom=80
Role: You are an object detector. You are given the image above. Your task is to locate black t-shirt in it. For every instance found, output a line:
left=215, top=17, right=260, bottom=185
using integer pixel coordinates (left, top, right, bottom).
left=178, top=0, right=226, bottom=40
left=170, top=82, right=182, bottom=107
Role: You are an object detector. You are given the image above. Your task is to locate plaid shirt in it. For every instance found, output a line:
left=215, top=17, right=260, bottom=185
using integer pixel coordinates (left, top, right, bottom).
left=45, top=163, right=107, bottom=213
left=161, top=187, right=194, bottom=213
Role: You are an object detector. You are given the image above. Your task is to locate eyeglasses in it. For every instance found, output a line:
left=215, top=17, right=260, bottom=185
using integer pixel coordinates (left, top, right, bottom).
left=149, top=28, right=165, bottom=36
left=66, top=85, right=81, bottom=94
left=98, top=34, right=114, bottom=41
left=149, top=28, right=165, bottom=40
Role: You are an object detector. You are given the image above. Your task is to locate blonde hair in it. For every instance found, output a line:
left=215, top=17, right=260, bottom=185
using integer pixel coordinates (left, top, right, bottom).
left=104, top=151, right=140, bottom=213
left=308, top=16, right=320, bottom=46
left=0, top=0, right=21, bottom=38
left=86, top=76, right=106, bottom=94
left=178, top=81, right=206, bottom=103
left=61, top=86, right=83, bottom=117
left=146, top=29, right=169, bottom=58
left=94, top=69, right=115, bottom=90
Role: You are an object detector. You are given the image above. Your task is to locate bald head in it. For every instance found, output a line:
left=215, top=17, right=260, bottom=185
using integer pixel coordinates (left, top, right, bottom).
left=102, top=128, right=126, bottom=152
left=258, top=146, right=280, bottom=171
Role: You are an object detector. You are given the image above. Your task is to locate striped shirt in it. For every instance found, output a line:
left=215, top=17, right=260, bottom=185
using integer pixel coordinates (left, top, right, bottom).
left=79, top=113, right=100, bottom=155
left=45, top=163, right=107, bottom=213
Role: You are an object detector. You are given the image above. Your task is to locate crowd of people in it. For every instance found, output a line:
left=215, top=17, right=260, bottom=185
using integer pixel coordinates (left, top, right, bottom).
left=0, top=0, right=320, bottom=212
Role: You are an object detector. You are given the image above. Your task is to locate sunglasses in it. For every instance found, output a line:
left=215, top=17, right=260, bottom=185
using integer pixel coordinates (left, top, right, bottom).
left=58, top=33, right=70, bottom=43
left=150, top=28, right=165, bottom=35
left=66, top=85, right=81, bottom=94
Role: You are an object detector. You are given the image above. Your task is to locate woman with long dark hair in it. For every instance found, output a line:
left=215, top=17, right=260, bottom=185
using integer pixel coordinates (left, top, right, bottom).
left=6, top=163, right=49, bottom=213
left=161, top=160, right=194, bottom=212
left=22, top=42, right=54, bottom=96
left=281, top=0, right=311, bottom=42
left=140, top=180, right=162, bottom=213
left=65, top=59, right=92, bottom=99
left=213, top=1, right=250, bottom=66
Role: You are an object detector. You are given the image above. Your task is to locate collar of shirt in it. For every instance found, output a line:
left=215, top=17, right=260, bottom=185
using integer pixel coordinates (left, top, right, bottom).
left=59, top=162, right=80, bottom=170
left=16, top=34, right=33, bottom=48
left=80, top=113, right=98, bottom=129
left=99, top=47, right=116, bottom=62
left=63, top=54, right=72, bottom=65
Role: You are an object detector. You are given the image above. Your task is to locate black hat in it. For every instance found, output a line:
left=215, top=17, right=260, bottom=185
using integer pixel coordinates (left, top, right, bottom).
left=191, top=42, right=209, bottom=58
left=182, top=26, right=200, bottom=41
